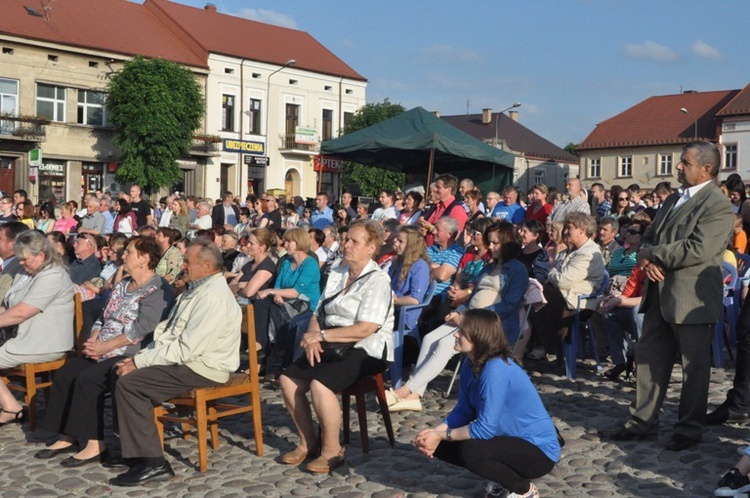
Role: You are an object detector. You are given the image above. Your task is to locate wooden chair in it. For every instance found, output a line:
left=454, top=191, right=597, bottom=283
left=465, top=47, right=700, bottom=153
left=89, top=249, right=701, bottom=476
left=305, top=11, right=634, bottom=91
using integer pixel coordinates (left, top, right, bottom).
left=1, top=293, right=84, bottom=429
left=154, top=304, right=263, bottom=472
left=340, top=372, right=395, bottom=454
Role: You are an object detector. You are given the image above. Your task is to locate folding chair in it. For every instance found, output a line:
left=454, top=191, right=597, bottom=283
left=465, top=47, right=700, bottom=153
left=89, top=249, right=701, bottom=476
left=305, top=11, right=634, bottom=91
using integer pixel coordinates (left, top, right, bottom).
left=714, top=262, right=739, bottom=368
left=390, top=280, right=436, bottom=388
left=564, top=271, right=609, bottom=379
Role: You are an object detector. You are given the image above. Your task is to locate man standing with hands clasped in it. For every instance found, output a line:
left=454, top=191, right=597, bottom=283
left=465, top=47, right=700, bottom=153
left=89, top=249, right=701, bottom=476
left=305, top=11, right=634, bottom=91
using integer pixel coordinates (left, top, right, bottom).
left=602, top=141, right=733, bottom=451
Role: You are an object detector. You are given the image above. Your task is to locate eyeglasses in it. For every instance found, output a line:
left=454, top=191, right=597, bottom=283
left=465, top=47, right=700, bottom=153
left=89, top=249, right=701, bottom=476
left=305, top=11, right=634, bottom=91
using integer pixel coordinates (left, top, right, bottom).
left=618, top=197, right=629, bottom=201
left=626, top=229, right=642, bottom=235
left=76, top=234, right=93, bottom=245
left=471, top=230, right=482, bottom=236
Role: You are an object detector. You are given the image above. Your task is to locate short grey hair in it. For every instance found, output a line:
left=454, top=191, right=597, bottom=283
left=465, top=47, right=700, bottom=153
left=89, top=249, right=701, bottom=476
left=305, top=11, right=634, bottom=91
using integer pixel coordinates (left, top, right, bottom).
left=437, top=216, right=459, bottom=236
left=565, top=212, right=598, bottom=238
left=599, top=216, right=619, bottom=233
left=187, top=237, right=223, bottom=272
left=684, top=140, right=721, bottom=177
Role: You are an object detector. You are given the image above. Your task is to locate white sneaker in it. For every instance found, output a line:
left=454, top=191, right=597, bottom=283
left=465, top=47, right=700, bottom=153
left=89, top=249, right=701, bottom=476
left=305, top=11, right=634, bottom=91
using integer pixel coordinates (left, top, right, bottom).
left=526, top=348, right=546, bottom=360
left=388, top=397, right=422, bottom=412
left=507, top=482, right=539, bottom=498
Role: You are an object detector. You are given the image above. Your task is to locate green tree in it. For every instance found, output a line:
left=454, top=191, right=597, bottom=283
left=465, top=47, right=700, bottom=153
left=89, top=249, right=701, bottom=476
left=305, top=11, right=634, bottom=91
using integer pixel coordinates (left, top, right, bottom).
left=340, top=99, right=406, bottom=196
left=107, top=56, right=204, bottom=192
left=564, top=142, right=580, bottom=157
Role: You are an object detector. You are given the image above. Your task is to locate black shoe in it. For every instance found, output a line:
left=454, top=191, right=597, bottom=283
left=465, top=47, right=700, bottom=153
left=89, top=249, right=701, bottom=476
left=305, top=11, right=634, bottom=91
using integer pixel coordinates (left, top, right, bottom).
left=707, top=403, right=750, bottom=426
left=715, top=467, right=750, bottom=496
left=603, top=364, right=626, bottom=381
left=34, top=445, right=79, bottom=459
left=664, top=433, right=699, bottom=452
left=599, top=426, right=657, bottom=442
left=101, top=455, right=132, bottom=468
left=60, top=450, right=109, bottom=468
left=109, top=461, right=175, bottom=486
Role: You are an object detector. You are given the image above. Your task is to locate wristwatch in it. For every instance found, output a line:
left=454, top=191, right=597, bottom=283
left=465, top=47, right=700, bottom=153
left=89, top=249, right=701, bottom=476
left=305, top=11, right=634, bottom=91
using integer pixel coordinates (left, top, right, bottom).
left=320, top=329, right=327, bottom=342
left=446, top=427, right=453, bottom=442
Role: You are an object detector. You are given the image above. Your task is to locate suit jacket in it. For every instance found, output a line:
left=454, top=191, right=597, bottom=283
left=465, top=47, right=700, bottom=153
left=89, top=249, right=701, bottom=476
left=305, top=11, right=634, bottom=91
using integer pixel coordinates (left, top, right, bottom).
left=0, top=256, right=23, bottom=303
left=639, top=182, right=733, bottom=324
left=547, top=238, right=605, bottom=310
left=211, top=203, right=240, bottom=228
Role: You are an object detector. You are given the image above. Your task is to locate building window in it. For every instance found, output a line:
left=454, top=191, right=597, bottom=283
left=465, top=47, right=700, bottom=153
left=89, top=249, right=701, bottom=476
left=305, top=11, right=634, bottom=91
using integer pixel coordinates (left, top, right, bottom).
left=0, top=78, right=18, bottom=115
left=619, top=156, right=632, bottom=177
left=589, top=158, right=600, bottom=178
left=285, top=103, right=299, bottom=138
left=725, top=144, right=738, bottom=170
left=77, top=90, right=106, bottom=126
left=534, top=170, right=545, bottom=184
left=222, top=94, right=235, bottom=131
left=322, top=109, right=333, bottom=141
left=248, top=98, right=261, bottom=135
left=36, top=83, right=66, bottom=122
left=658, top=154, right=672, bottom=176
left=343, top=112, right=354, bottom=133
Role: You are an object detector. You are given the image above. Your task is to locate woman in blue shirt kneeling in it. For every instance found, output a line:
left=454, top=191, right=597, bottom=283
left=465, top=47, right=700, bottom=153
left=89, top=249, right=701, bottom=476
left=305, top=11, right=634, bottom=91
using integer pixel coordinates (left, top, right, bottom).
left=415, top=308, right=560, bottom=498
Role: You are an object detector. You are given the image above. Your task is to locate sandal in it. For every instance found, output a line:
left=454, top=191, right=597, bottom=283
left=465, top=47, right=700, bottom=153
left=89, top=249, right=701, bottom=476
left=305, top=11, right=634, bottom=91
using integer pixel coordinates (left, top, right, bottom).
left=0, top=406, right=26, bottom=427
left=281, top=445, right=317, bottom=465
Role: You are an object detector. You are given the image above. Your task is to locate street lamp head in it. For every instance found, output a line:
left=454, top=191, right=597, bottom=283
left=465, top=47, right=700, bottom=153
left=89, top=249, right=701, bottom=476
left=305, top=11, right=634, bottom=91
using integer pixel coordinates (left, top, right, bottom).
left=284, top=59, right=296, bottom=67
left=680, top=107, right=688, bottom=114
left=512, top=102, right=522, bottom=109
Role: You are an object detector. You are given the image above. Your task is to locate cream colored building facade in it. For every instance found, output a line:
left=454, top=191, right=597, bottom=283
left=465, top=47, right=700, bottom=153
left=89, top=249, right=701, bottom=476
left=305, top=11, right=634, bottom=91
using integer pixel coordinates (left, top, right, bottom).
left=0, top=35, right=208, bottom=205
left=203, top=53, right=366, bottom=201
left=579, top=145, right=679, bottom=189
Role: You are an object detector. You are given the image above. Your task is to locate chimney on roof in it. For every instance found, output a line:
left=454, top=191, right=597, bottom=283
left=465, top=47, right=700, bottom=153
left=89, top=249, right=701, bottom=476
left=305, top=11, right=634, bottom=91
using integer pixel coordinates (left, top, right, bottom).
left=432, top=111, right=440, bottom=118
left=204, top=3, right=217, bottom=12
left=509, top=110, right=519, bottom=122
left=482, top=108, right=492, bottom=125
left=683, top=90, right=696, bottom=94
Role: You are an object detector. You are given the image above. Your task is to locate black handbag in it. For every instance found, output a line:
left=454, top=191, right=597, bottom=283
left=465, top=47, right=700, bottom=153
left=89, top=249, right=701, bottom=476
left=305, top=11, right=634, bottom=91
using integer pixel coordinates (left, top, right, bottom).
left=0, top=325, right=18, bottom=347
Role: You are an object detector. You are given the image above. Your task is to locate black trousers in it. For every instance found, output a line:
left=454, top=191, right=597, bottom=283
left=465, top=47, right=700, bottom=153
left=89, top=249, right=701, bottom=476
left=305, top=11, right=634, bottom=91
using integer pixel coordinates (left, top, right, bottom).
left=434, top=436, right=555, bottom=494
left=724, top=291, right=750, bottom=411
left=115, top=365, right=219, bottom=459
left=529, top=283, right=594, bottom=354
left=42, top=356, right=124, bottom=442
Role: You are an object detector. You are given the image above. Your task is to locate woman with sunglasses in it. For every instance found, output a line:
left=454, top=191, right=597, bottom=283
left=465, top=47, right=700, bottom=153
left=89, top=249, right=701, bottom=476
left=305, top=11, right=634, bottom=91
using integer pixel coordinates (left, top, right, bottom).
left=415, top=309, right=559, bottom=498
left=612, top=192, right=634, bottom=218
left=607, top=219, right=650, bottom=278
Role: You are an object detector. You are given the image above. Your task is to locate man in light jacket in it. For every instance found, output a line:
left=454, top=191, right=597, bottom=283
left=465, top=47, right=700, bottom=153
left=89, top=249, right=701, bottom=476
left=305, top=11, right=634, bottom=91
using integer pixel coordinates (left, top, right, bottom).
left=110, top=238, right=242, bottom=486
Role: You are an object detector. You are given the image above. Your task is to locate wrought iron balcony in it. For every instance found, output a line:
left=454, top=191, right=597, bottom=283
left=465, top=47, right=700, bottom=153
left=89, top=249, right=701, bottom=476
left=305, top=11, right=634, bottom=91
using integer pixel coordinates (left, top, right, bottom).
left=189, top=136, right=222, bottom=156
left=0, top=116, right=48, bottom=142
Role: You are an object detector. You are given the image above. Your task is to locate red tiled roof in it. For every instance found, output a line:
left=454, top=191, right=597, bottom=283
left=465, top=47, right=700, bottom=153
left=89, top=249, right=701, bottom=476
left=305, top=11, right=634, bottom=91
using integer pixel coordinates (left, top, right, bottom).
left=717, top=83, right=750, bottom=117
left=147, top=0, right=367, bottom=82
left=440, top=113, right=578, bottom=163
left=0, top=0, right=207, bottom=68
left=579, top=90, right=740, bottom=150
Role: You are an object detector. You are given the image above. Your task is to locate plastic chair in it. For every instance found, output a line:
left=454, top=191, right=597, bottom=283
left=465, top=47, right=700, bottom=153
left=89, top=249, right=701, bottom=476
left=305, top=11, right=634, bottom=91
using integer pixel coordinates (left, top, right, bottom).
left=154, top=305, right=263, bottom=472
left=714, top=262, right=739, bottom=368
left=390, top=280, right=436, bottom=388
left=564, top=270, right=609, bottom=379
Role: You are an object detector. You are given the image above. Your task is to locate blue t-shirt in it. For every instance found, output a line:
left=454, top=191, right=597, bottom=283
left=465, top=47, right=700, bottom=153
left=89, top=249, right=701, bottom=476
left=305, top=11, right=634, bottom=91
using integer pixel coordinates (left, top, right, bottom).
left=389, top=258, right=430, bottom=334
left=427, top=243, right=464, bottom=295
left=311, top=206, right=334, bottom=230
left=491, top=202, right=525, bottom=224
left=275, top=256, right=321, bottom=309
left=444, top=357, right=561, bottom=463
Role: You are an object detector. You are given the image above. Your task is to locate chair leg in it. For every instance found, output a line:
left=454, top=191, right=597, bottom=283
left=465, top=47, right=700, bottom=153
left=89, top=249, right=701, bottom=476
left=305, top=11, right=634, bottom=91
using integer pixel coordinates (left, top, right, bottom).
left=25, top=370, right=37, bottom=430
left=373, top=374, right=395, bottom=447
left=354, top=390, right=369, bottom=454
left=342, top=392, right=351, bottom=445
left=195, top=397, right=209, bottom=472
left=444, top=357, right=462, bottom=398
left=251, top=390, right=264, bottom=456
left=208, top=404, right=219, bottom=450
left=154, top=405, right=166, bottom=450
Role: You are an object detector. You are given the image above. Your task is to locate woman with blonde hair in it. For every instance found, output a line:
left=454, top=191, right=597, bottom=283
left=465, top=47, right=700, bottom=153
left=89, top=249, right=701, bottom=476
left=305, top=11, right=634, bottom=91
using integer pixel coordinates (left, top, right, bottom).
left=168, top=198, right=189, bottom=236
left=389, top=225, right=431, bottom=341
left=52, top=202, right=78, bottom=235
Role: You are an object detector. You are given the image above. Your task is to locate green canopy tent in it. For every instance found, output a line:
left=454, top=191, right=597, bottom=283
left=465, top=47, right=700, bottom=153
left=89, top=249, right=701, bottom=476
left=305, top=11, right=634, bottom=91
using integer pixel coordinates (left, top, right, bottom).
left=319, top=106, right=515, bottom=195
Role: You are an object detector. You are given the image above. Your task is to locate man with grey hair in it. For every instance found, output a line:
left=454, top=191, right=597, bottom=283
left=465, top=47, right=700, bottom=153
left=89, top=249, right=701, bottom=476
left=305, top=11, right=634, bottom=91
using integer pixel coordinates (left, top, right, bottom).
left=79, top=196, right=107, bottom=236
left=111, top=239, right=241, bottom=486
left=485, top=191, right=501, bottom=216
left=550, top=178, right=590, bottom=222
left=426, top=216, right=463, bottom=297
left=603, top=140, right=734, bottom=452
left=189, top=202, right=212, bottom=231
left=99, top=196, right=115, bottom=234
left=157, top=194, right=176, bottom=228
left=597, top=216, right=620, bottom=266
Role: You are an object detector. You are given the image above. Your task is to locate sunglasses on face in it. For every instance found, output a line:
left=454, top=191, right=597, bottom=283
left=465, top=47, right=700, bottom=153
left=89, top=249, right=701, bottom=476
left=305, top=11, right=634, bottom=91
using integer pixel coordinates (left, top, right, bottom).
left=618, top=197, right=629, bottom=201
left=627, top=229, right=642, bottom=235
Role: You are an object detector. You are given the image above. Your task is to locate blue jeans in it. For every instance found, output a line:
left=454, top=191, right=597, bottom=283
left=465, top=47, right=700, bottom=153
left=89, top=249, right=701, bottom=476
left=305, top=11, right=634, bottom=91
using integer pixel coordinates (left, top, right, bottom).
left=604, top=307, right=643, bottom=365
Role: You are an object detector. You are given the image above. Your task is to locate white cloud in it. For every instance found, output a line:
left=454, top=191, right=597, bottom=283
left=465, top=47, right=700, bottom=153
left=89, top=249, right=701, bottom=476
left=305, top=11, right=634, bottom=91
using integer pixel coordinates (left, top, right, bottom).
left=692, top=39, right=722, bottom=60
left=623, top=41, right=679, bottom=62
left=419, top=45, right=482, bottom=64
left=230, top=8, right=298, bottom=29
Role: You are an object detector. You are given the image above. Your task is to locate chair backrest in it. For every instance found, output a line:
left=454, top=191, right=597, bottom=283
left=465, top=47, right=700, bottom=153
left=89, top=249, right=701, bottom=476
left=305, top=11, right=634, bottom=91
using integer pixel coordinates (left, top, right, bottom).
left=736, top=252, right=750, bottom=277
left=241, top=304, right=260, bottom=383
left=73, top=293, right=84, bottom=353
left=396, top=279, right=437, bottom=333
left=596, top=270, right=610, bottom=298
left=722, top=261, right=739, bottom=297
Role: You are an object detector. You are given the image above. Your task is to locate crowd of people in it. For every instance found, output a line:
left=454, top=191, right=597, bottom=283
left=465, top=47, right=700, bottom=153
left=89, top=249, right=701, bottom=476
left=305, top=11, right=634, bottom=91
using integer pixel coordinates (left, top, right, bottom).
left=0, top=140, right=748, bottom=497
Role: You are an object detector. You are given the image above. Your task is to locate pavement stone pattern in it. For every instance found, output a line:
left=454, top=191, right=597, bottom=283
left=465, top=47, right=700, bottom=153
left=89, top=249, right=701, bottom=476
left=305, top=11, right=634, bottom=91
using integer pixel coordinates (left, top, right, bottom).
left=0, top=358, right=747, bottom=497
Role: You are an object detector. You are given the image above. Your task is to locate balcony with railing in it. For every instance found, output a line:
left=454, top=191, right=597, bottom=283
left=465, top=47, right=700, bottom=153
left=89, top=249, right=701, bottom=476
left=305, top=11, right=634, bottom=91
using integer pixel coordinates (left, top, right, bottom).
left=0, top=114, right=48, bottom=142
left=189, top=135, right=222, bottom=156
left=278, top=135, right=319, bottom=154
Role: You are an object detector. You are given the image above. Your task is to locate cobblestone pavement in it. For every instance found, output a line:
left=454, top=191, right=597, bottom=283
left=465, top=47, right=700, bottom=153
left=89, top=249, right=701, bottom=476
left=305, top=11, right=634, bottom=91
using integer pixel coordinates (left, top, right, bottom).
left=0, top=358, right=747, bottom=497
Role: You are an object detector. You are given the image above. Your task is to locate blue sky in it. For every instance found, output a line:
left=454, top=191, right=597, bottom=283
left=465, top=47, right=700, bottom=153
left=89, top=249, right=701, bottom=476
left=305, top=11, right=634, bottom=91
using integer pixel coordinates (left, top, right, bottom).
left=179, top=0, right=750, bottom=148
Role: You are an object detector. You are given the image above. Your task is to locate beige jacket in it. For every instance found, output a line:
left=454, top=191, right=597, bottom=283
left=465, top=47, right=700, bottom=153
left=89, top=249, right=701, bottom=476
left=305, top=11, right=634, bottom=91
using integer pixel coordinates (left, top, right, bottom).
left=548, top=238, right=605, bottom=310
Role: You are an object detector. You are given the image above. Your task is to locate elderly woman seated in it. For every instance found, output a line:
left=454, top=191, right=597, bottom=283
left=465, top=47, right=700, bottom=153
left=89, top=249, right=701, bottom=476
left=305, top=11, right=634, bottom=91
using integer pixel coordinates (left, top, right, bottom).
left=279, top=220, right=394, bottom=473
left=34, top=237, right=175, bottom=466
left=0, top=231, right=75, bottom=425
left=528, top=212, right=605, bottom=356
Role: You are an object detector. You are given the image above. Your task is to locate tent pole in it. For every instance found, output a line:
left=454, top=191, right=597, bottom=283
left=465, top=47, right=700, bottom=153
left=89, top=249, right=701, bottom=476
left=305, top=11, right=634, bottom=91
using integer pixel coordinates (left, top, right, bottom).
left=426, top=149, right=435, bottom=189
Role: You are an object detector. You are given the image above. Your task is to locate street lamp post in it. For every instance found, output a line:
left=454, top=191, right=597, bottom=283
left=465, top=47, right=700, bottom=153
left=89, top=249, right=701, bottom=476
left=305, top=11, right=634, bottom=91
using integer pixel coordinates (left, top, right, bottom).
left=680, top=107, right=698, bottom=139
left=494, top=102, right=522, bottom=147
left=265, top=58, right=296, bottom=150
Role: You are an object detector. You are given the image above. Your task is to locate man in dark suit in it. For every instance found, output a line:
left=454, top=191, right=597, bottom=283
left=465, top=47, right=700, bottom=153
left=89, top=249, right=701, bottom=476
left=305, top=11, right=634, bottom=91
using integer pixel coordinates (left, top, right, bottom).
left=603, top=141, right=734, bottom=451
left=0, top=222, right=30, bottom=302
left=211, top=191, right=240, bottom=228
